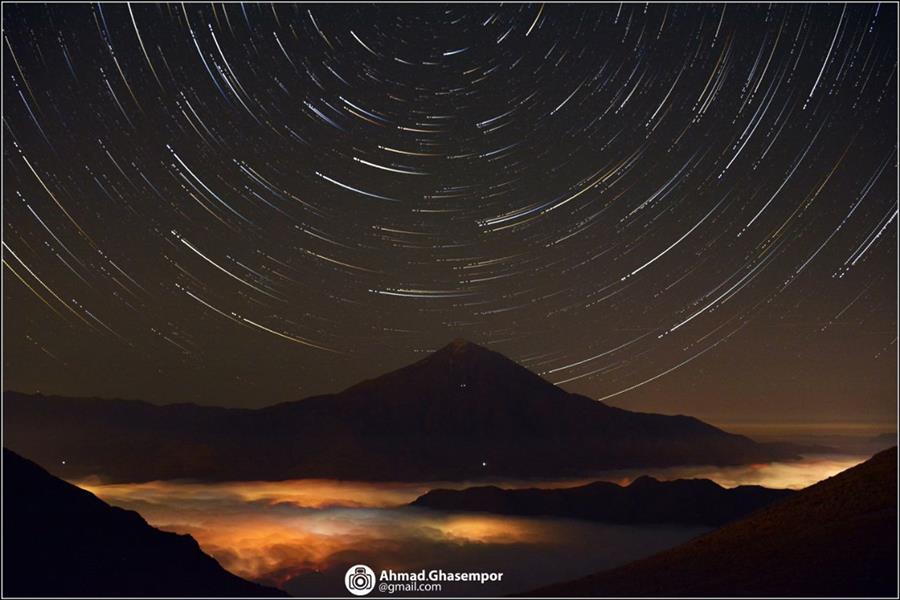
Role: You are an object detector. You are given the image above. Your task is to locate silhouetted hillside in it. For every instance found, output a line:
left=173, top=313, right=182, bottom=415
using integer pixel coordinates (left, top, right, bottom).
left=2, top=448, right=285, bottom=597
left=528, top=447, right=898, bottom=597
left=412, top=476, right=793, bottom=527
left=5, top=340, right=811, bottom=482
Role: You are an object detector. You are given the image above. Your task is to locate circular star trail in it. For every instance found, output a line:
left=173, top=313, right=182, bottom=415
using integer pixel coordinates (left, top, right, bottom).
left=3, top=3, right=896, bottom=421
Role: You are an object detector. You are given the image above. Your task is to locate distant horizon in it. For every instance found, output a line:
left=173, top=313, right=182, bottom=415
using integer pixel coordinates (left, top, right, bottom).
left=5, top=335, right=897, bottom=429
left=4, top=387, right=896, bottom=437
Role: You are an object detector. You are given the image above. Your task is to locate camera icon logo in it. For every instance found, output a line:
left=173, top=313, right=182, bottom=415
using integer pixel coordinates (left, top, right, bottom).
left=344, top=564, right=376, bottom=596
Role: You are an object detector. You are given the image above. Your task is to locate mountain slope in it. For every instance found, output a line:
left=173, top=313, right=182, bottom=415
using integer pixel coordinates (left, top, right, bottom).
left=2, top=448, right=285, bottom=597
left=4, top=339, right=805, bottom=482
left=411, top=476, right=793, bottom=527
left=528, top=447, right=898, bottom=597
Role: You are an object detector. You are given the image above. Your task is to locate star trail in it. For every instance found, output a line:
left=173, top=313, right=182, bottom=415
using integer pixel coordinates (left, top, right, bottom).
left=2, top=3, right=896, bottom=422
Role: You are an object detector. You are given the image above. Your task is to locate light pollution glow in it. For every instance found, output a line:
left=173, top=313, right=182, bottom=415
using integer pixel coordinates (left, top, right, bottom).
left=73, top=454, right=867, bottom=592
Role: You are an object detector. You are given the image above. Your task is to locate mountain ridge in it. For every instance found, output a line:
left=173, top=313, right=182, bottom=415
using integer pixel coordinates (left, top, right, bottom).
left=2, top=448, right=285, bottom=597
left=411, top=475, right=795, bottom=527
left=525, top=447, right=898, bottom=597
left=4, top=339, right=815, bottom=483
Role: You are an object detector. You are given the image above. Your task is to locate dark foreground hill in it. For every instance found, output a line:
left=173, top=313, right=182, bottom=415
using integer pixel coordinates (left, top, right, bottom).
left=2, top=448, right=285, bottom=598
left=412, top=476, right=793, bottom=527
left=5, top=340, right=812, bottom=483
left=528, top=447, right=898, bottom=597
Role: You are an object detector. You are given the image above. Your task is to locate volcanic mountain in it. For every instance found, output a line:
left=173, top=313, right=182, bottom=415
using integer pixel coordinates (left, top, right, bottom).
left=2, top=448, right=284, bottom=597
left=5, top=339, right=809, bottom=482
left=527, top=447, right=898, bottom=597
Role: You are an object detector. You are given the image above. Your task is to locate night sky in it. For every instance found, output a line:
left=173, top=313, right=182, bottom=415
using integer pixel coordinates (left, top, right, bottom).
left=3, top=3, right=897, bottom=424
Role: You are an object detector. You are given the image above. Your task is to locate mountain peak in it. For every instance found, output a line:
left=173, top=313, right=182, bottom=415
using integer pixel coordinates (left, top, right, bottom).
left=428, top=339, right=534, bottom=373
left=628, top=475, right=662, bottom=488
left=428, top=338, right=506, bottom=364
left=339, top=337, right=557, bottom=402
left=441, top=337, right=481, bottom=353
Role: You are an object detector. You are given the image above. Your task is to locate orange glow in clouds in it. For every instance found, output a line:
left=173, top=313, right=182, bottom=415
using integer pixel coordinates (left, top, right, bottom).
left=74, top=454, right=866, bottom=586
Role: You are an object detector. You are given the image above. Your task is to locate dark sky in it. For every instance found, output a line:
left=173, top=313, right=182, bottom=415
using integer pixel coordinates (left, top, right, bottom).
left=3, top=3, right=896, bottom=425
